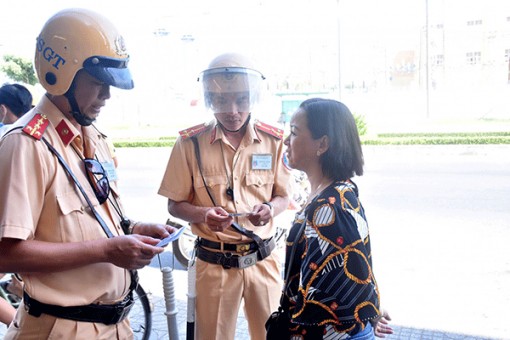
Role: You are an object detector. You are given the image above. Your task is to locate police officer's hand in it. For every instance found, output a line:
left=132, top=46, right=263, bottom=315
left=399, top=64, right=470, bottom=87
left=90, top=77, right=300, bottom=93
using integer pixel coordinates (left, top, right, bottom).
left=106, top=235, right=164, bottom=270
left=131, top=222, right=177, bottom=240
left=248, top=203, right=273, bottom=227
left=205, top=207, right=233, bottom=232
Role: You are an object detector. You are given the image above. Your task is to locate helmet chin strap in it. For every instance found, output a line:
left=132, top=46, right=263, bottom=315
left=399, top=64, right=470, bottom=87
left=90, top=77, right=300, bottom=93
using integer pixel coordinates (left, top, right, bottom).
left=217, top=114, right=251, bottom=133
left=64, top=82, right=95, bottom=127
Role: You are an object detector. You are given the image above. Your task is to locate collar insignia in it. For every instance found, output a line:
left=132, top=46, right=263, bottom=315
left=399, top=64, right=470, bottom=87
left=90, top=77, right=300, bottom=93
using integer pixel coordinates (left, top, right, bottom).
left=55, top=120, right=75, bottom=146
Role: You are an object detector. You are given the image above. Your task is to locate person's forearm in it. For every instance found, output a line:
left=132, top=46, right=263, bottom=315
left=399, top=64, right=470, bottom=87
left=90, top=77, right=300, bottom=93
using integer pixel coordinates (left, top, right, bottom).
left=0, top=298, right=16, bottom=325
left=0, top=238, right=109, bottom=273
left=168, top=199, right=209, bottom=224
left=268, top=195, right=290, bottom=217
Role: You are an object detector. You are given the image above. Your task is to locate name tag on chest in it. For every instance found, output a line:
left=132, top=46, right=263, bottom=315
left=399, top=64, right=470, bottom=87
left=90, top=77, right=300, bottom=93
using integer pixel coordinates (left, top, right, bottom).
left=252, top=154, right=272, bottom=170
left=101, top=161, right=118, bottom=181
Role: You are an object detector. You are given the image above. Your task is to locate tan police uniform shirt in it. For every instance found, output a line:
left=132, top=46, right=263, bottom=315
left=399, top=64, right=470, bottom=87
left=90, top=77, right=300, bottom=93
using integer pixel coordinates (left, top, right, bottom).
left=158, top=120, right=291, bottom=242
left=0, top=96, right=131, bottom=338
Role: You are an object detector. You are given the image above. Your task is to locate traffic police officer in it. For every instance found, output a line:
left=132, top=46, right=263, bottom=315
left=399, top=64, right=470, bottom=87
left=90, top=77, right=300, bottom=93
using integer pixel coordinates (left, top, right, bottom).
left=159, top=53, right=291, bottom=340
left=0, top=8, right=175, bottom=339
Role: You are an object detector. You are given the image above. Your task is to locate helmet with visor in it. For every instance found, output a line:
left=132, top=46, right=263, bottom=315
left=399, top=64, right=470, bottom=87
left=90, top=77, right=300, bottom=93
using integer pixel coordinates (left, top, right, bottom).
left=198, top=53, right=264, bottom=114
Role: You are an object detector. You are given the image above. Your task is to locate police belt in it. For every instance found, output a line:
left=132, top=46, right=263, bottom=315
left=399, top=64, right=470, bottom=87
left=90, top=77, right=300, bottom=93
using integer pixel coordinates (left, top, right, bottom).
left=197, top=237, right=275, bottom=269
left=23, top=290, right=134, bottom=325
left=198, top=238, right=261, bottom=252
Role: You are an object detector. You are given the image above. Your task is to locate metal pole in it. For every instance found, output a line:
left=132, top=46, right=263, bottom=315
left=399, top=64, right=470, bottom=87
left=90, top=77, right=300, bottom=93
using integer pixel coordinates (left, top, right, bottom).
left=186, top=259, right=196, bottom=340
left=337, top=0, right=342, bottom=101
left=161, top=267, right=179, bottom=340
left=425, top=0, right=430, bottom=118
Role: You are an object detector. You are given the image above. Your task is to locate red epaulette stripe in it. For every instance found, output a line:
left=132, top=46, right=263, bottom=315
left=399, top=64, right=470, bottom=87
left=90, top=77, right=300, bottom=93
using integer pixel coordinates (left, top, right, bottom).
left=179, top=123, right=207, bottom=140
left=22, top=113, right=49, bottom=140
left=255, top=121, right=284, bottom=140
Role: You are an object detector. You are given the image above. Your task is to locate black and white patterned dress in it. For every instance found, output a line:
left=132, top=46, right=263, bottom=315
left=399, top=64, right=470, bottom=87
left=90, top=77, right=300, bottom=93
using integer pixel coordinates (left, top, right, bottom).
left=284, top=180, right=380, bottom=339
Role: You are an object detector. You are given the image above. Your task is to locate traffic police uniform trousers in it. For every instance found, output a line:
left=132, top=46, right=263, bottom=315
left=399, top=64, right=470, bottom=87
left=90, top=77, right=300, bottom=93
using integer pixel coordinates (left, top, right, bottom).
left=195, top=250, right=282, bottom=340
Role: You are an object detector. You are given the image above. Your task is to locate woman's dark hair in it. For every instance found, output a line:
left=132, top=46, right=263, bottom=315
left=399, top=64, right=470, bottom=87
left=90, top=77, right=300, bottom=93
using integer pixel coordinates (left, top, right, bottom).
left=299, top=98, right=364, bottom=181
left=0, top=83, right=33, bottom=118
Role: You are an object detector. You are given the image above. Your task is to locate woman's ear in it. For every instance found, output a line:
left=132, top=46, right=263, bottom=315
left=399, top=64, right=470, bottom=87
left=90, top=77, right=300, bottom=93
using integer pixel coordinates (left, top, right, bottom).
left=319, top=135, right=330, bottom=154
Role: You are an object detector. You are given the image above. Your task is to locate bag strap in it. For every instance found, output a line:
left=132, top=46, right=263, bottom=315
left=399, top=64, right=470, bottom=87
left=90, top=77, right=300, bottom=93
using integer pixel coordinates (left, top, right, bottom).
left=191, top=136, right=217, bottom=207
left=282, top=218, right=307, bottom=289
left=276, top=217, right=307, bottom=311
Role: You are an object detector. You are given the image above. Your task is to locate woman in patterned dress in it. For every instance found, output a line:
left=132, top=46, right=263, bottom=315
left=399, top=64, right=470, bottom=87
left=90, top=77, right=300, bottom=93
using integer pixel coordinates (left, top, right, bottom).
left=282, top=98, right=393, bottom=339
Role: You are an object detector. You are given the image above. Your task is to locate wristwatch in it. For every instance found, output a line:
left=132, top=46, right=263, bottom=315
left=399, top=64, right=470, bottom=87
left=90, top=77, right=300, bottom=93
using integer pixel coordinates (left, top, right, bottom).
left=263, top=201, right=274, bottom=216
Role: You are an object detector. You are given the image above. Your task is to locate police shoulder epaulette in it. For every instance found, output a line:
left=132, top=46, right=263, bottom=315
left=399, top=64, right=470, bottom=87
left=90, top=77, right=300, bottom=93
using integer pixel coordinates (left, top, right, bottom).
left=179, top=122, right=208, bottom=140
left=254, top=120, right=284, bottom=140
left=22, top=113, right=50, bottom=140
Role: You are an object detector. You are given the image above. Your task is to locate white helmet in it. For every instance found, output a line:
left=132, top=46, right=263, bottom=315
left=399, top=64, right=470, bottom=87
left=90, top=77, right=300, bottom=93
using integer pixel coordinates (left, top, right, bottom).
left=198, top=53, right=264, bottom=113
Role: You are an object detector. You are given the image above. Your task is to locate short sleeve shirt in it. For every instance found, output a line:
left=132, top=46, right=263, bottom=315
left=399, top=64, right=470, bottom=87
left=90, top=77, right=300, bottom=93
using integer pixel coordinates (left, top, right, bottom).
left=158, top=120, right=291, bottom=242
left=0, top=96, right=130, bottom=306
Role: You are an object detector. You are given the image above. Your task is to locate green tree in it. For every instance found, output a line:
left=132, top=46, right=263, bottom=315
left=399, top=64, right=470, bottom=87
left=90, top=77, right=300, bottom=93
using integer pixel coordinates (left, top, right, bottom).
left=1, top=55, right=38, bottom=85
left=353, top=113, right=367, bottom=136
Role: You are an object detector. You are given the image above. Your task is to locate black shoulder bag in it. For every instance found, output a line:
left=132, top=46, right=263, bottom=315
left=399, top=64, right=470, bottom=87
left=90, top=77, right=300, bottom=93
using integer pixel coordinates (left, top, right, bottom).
left=265, top=218, right=307, bottom=340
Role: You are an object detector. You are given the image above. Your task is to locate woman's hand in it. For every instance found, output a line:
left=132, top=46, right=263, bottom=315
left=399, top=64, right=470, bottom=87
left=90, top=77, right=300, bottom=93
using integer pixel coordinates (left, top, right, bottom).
left=371, top=308, right=393, bottom=337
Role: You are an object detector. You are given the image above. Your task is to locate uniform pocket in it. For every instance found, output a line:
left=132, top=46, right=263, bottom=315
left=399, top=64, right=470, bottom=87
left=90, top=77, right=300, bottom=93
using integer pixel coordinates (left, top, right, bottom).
left=245, top=172, right=274, bottom=187
left=56, top=190, right=103, bottom=242
left=57, top=190, right=89, bottom=216
left=245, top=172, right=274, bottom=206
left=193, top=174, right=228, bottom=204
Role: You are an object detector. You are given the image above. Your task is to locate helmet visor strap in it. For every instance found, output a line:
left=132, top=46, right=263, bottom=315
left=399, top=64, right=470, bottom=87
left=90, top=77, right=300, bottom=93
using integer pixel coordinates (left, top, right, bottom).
left=64, top=80, right=95, bottom=126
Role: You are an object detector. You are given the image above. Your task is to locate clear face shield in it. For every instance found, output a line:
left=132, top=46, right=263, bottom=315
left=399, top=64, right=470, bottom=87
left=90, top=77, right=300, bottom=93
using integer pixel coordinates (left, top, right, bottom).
left=198, top=67, right=264, bottom=114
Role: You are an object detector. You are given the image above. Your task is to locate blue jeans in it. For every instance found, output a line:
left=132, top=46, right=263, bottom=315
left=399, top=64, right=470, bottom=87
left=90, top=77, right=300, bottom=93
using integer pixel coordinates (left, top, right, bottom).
left=350, top=322, right=375, bottom=340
